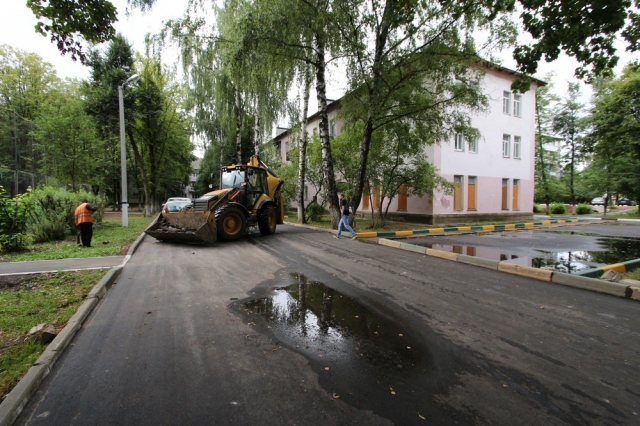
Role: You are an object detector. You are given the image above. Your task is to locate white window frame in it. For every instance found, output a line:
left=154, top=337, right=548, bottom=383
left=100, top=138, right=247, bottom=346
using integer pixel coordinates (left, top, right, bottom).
left=513, top=136, right=521, bottom=159
left=454, top=134, right=465, bottom=151
left=503, top=91, right=512, bottom=115
left=468, top=136, right=478, bottom=153
left=513, top=94, right=521, bottom=117
left=329, top=119, right=336, bottom=138
left=502, top=134, right=511, bottom=158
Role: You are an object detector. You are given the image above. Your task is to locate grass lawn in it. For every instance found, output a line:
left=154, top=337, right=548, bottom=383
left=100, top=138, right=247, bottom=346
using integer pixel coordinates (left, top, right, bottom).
left=0, top=213, right=153, bottom=401
left=0, top=213, right=155, bottom=262
left=0, top=270, right=107, bottom=401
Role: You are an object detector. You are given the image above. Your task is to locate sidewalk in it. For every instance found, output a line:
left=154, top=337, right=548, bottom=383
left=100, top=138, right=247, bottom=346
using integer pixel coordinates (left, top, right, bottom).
left=0, top=256, right=126, bottom=276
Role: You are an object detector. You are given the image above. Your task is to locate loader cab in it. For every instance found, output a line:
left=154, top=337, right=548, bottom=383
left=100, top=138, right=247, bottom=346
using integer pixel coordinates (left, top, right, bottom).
left=220, top=166, right=268, bottom=208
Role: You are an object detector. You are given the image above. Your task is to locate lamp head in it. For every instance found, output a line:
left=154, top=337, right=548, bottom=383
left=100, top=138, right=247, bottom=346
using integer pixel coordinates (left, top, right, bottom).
left=124, top=74, right=140, bottom=85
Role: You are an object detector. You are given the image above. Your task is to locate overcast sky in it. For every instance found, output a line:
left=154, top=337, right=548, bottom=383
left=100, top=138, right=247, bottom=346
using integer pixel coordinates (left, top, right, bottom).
left=2, top=1, right=638, bottom=108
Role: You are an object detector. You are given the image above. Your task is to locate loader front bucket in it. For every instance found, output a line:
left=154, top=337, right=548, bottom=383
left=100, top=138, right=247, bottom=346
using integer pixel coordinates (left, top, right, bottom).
left=144, top=210, right=218, bottom=244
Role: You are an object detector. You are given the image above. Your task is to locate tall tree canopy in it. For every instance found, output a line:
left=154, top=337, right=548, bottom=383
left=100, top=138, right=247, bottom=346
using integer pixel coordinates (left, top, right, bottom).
left=27, top=0, right=118, bottom=62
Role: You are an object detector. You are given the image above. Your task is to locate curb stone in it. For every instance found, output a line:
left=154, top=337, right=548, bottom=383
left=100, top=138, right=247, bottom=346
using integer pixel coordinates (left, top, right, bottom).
left=0, top=232, right=147, bottom=426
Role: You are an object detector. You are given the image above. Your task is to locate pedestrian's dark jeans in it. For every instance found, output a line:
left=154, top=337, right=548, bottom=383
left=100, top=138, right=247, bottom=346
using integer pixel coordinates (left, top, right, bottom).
left=79, top=223, right=93, bottom=247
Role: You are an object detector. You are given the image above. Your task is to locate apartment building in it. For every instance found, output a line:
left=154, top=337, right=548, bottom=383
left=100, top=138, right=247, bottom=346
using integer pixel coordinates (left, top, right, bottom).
left=274, top=65, right=544, bottom=224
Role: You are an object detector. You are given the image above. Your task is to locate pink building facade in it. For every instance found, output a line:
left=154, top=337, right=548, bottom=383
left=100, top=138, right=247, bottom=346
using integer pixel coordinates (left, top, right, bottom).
left=273, top=66, right=544, bottom=225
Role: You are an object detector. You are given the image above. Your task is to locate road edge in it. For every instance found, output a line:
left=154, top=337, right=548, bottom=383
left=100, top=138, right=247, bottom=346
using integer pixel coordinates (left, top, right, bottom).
left=0, top=232, right=147, bottom=426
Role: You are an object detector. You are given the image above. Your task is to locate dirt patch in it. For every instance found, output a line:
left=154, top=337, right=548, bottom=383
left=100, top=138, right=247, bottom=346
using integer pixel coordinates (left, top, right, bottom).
left=0, top=274, right=42, bottom=292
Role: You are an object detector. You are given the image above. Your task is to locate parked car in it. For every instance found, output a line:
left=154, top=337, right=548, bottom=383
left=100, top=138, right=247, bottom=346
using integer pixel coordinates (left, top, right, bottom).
left=616, top=197, right=637, bottom=206
left=590, top=197, right=606, bottom=206
left=163, top=200, right=192, bottom=213
left=162, top=197, right=191, bottom=211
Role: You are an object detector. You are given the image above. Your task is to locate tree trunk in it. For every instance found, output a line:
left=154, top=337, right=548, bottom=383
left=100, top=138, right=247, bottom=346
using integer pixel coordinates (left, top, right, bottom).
left=235, top=91, right=242, bottom=164
left=313, top=32, right=340, bottom=228
left=297, top=65, right=312, bottom=224
left=351, top=1, right=393, bottom=217
left=253, top=96, right=261, bottom=155
left=126, top=129, right=152, bottom=217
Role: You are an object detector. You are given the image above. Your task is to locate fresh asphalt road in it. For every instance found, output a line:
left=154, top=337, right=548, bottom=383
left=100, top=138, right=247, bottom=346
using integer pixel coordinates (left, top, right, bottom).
left=15, top=224, right=640, bottom=425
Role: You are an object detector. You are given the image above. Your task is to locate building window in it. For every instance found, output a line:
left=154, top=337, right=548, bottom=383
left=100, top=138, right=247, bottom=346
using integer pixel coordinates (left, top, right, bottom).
left=454, top=175, right=463, bottom=211
left=329, top=119, right=336, bottom=138
left=454, top=134, right=465, bottom=151
left=502, top=178, right=509, bottom=210
left=512, top=179, right=520, bottom=210
left=502, top=134, right=511, bottom=158
left=304, top=186, right=308, bottom=201
left=513, top=136, right=521, bottom=159
left=398, top=184, right=408, bottom=211
left=513, top=94, right=521, bottom=117
left=467, top=176, right=477, bottom=210
left=503, top=91, right=511, bottom=114
left=468, top=136, right=478, bottom=153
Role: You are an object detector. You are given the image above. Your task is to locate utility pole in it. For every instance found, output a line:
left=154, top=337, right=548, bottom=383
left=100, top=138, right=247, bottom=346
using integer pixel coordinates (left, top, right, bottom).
left=12, top=109, right=18, bottom=196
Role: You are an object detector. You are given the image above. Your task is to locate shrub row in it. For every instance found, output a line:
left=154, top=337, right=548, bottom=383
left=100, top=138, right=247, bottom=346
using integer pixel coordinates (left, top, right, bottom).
left=0, top=186, right=103, bottom=252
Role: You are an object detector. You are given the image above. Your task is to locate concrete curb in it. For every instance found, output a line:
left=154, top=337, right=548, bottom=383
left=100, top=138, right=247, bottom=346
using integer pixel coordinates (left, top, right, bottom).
left=376, top=237, right=638, bottom=301
left=286, top=218, right=592, bottom=240
left=574, top=258, right=640, bottom=278
left=0, top=232, right=147, bottom=426
left=0, top=267, right=123, bottom=426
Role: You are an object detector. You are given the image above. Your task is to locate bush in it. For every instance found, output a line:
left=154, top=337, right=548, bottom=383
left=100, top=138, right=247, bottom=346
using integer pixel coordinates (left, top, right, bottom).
left=0, top=186, right=34, bottom=252
left=533, top=204, right=540, bottom=213
left=305, top=202, right=326, bottom=222
left=576, top=203, right=593, bottom=215
left=25, top=187, right=103, bottom=243
left=550, top=203, right=566, bottom=214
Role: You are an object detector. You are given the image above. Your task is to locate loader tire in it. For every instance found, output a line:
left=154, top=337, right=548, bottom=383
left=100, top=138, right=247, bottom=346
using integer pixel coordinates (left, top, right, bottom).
left=216, top=205, right=247, bottom=242
left=258, top=204, right=277, bottom=235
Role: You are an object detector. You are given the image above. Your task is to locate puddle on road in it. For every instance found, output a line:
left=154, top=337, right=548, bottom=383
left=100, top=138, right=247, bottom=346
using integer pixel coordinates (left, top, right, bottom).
left=233, top=273, right=475, bottom=424
left=422, top=235, right=640, bottom=273
left=241, top=273, right=427, bottom=371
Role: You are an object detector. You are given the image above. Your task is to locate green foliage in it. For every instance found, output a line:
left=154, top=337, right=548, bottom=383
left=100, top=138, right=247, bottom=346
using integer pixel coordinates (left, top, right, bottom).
left=25, top=186, right=102, bottom=243
left=305, top=203, right=326, bottom=223
left=576, top=203, right=593, bottom=215
left=550, top=203, right=566, bottom=215
left=514, top=1, right=639, bottom=84
left=0, top=186, right=34, bottom=252
left=552, top=82, right=588, bottom=205
left=32, top=81, right=102, bottom=191
left=587, top=64, right=640, bottom=205
left=27, top=0, right=117, bottom=62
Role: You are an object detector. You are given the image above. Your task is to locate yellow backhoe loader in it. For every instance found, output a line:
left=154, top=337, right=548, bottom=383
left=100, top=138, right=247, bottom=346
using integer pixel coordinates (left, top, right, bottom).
left=145, top=156, right=284, bottom=244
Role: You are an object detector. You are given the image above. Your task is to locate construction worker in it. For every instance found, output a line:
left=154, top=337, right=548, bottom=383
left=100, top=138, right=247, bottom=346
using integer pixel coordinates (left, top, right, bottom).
left=75, top=199, right=98, bottom=247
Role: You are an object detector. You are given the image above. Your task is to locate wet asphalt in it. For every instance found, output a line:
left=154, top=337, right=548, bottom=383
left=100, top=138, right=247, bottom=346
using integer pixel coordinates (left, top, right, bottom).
left=11, top=223, right=640, bottom=425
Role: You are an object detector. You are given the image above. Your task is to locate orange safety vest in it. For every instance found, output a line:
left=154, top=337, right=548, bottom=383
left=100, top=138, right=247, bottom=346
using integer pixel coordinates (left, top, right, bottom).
left=75, top=203, right=93, bottom=226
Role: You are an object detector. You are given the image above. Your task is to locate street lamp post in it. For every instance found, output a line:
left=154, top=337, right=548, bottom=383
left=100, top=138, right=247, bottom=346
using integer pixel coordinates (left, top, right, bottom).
left=118, top=74, right=139, bottom=227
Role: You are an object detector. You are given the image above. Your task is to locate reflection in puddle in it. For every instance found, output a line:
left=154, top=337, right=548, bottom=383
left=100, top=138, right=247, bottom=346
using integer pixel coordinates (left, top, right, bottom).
left=234, top=273, right=475, bottom=424
left=242, top=272, right=427, bottom=373
left=423, top=235, right=640, bottom=273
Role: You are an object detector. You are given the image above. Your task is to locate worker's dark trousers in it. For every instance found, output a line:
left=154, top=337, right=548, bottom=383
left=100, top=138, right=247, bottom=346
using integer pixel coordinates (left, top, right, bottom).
left=79, top=223, right=93, bottom=247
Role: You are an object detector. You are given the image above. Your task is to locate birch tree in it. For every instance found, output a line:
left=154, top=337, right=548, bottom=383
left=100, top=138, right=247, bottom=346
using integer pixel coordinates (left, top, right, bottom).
left=336, top=0, right=516, bottom=213
left=552, top=82, right=588, bottom=212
